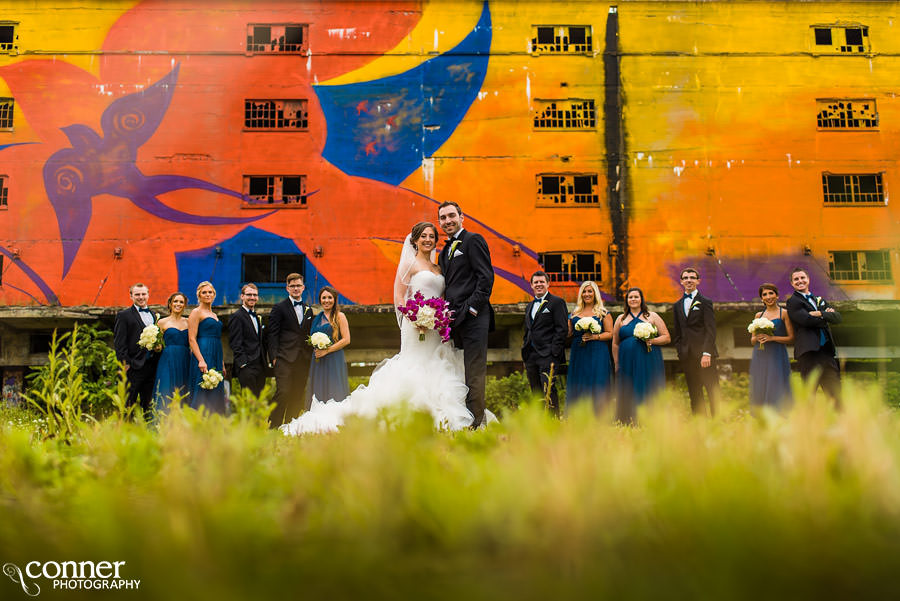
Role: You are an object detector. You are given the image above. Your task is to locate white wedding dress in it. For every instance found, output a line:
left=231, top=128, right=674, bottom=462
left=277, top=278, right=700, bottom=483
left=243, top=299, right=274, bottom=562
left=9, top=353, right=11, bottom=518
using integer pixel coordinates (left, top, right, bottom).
left=281, top=271, right=491, bottom=435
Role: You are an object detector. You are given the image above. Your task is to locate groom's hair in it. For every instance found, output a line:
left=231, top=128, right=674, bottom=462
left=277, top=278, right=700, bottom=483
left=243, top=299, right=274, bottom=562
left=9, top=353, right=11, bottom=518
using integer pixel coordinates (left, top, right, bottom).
left=531, top=270, right=549, bottom=283
left=790, top=266, right=808, bottom=278
left=129, top=282, right=148, bottom=293
left=285, top=273, right=304, bottom=284
left=438, top=201, right=462, bottom=216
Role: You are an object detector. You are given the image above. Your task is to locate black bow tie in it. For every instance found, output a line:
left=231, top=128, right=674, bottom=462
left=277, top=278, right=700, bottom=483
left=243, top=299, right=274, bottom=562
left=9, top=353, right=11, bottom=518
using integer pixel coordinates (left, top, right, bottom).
left=248, top=310, right=257, bottom=317
left=683, top=293, right=693, bottom=300
left=293, top=301, right=303, bottom=307
left=137, top=307, right=151, bottom=313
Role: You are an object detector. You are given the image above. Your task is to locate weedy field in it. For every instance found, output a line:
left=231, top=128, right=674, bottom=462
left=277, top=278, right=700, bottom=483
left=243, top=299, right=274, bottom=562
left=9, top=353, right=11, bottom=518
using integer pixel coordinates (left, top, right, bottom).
left=2, top=328, right=899, bottom=600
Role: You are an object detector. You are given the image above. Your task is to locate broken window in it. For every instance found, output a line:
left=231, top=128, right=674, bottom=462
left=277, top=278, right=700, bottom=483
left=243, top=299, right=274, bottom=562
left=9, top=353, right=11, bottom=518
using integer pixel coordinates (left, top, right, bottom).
left=538, top=251, right=603, bottom=283
left=533, top=99, right=596, bottom=130
left=0, top=22, right=17, bottom=53
left=246, top=23, right=308, bottom=54
left=811, top=24, right=869, bottom=54
left=536, top=173, right=599, bottom=206
left=828, top=250, right=892, bottom=281
left=242, top=254, right=305, bottom=284
left=244, top=99, right=308, bottom=130
left=0, top=98, right=13, bottom=129
left=530, top=25, right=592, bottom=54
left=817, top=99, right=878, bottom=129
left=243, top=175, right=307, bottom=207
left=822, top=173, right=884, bottom=204
left=0, top=175, right=7, bottom=208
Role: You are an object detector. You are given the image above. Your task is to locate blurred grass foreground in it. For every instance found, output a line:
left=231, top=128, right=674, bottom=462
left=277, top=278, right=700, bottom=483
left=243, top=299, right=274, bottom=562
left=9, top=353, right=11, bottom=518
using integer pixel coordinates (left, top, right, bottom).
left=4, top=382, right=900, bottom=600
left=3, top=328, right=900, bottom=600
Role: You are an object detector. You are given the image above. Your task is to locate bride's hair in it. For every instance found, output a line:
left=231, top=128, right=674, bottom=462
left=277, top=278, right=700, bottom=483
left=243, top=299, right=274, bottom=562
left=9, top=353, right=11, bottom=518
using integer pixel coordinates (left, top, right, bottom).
left=409, top=222, right=437, bottom=250
left=318, top=286, right=342, bottom=342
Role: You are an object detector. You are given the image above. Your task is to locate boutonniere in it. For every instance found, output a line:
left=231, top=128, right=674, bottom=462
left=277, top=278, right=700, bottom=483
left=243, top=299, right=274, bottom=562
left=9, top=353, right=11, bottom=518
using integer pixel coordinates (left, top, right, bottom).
left=815, top=296, right=824, bottom=308
left=448, top=240, right=460, bottom=260
left=534, top=299, right=546, bottom=315
left=689, top=300, right=701, bottom=311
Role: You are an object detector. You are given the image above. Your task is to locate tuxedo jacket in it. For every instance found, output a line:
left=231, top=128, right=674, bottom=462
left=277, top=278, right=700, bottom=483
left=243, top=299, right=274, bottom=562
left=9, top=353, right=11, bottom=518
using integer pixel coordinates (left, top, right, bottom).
left=113, top=306, right=158, bottom=371
left=672, top=291, right=718, bottom=360
left=522, top=293, right=568, bottom=364
left=438, top=229, right=495, bottom=330
left=228, top=307, right=266, bottom=369
left=786, top=291, right=841, bottom=358
left=267, top=298, right=313, bottom=363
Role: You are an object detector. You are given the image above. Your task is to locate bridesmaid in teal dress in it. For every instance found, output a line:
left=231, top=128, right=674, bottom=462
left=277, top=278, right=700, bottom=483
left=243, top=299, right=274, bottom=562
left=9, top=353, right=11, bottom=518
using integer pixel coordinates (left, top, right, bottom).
left=153, top=292, right=191, bottom=412
left=612, top=287, right=671, bottom=423
left=749, top=283, right=794, bottom=408
left=188, top=281, right=226, bottom=415
left=566, top=281, right=614, bottom=414
left=308, top=286, right=351, bottom=404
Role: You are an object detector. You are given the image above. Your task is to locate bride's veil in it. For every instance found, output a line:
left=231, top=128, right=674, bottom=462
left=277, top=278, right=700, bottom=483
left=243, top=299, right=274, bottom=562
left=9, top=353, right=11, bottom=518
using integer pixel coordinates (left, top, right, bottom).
left=393, top=234, right=417, bottom=327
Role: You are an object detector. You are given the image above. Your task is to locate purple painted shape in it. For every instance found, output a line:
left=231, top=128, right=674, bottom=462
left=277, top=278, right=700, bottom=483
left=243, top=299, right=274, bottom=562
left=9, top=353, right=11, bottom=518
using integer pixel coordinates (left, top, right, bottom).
left=666, top=255, right=849, bottom=303
left=0, top=246, right=59, bottom=305
left=42, top=65, right=278, bottom=277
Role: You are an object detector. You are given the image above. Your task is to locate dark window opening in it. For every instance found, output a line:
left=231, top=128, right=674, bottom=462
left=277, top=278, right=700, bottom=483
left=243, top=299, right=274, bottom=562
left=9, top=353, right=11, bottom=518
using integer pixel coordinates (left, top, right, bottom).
left=533, top=99, right=596, bottom=130
left=0, top=175, right=7, bottom=208
left=845, top=28, right=863, bottom=46
left=0, top=24, right=15, bottom=51
left=539, top=251, right=603, bottom=283
left=817, top=99, right=878, bottom=129
left=244, top=99, right=308, bottom=130
left=531, top=25, right=592, bottom=54
left=822, top=173, right=884, bottom=204
left=30, top=333, right=53, bottom=355
left=814, top=28, right=832, bottom=45
left=243, top=175, right=307, bottom=207
left=540, top=175, right=560, bottom=195
left=537, top=26, right=554, bottom=45
left=829, top=250, right=892, bottom=282
left=0, top=97, right=13, bottom=129
left=537, top=173, right=599, bottom=206
left=247, top=23, right=308, bottom=54
left=242, top=254, right=305, bottom=284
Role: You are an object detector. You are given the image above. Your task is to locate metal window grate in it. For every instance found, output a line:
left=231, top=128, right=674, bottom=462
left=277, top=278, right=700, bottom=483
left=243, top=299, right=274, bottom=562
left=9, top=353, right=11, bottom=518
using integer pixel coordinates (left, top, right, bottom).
left=244, top=99, right=308, bottom=130
left=822, top=173, right=884, bottom=204
left=531, top=25, right=592, bottom=54
left=533, top=99, right=596, bottom=130
left=243, top=175, right=307, bottom=206
left=828, top=250, right=893, bottom=281
left=538, top=252, right=602, bottom=283
left=537, top=173, right=599, bottom=205
left=246, top=24, right=307, bottom=54
left=0, top=98, right=13, bottom=129
left=817, top=99, right=878, bottom=129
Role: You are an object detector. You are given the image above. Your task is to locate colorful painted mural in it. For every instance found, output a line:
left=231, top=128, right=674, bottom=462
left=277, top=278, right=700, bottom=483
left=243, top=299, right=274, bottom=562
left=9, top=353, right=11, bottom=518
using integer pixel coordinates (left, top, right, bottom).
left=0, top=0, right=897, bottom=307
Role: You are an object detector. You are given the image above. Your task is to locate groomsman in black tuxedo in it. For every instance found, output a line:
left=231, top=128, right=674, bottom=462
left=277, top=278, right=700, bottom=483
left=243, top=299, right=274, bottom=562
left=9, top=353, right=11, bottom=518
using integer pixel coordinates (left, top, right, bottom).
left=228, top=282, right=267, bottom=398
left=113, top=282, right=160, bottom=416
left=786, top=267, right=842, bottom=405
left=438, top=201, right=494, bottom=428
left=267, top=273, right=314, bottom=427
left=521, top=271, right=569, bottom=417
left=672, top=267, right=719, bottom=416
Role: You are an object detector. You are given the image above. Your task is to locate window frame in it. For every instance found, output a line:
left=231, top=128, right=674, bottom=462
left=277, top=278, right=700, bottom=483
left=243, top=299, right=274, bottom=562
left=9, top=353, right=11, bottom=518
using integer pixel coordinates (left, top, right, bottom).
left=246, top=23, right=309, bottom=55
left=810, top=23, right=870, bottom=55
left=0, top=97, right=14, bottom=130
left=242, top=174, right=308, bottom=209
left=816, top=98, right=878, bottom=131
left=535, top=172, right=600, bottom=207
left=0, top=21, right=18, bottom=55
left=0, top=174, right=8, bottom=209
left=530, top=25, right=594, bottom=56
left=241, top=253, right=306, bottom=286
left=243, top=98, right=309, bottom=132
left=532, top=98, right=597, bottom=131
left=821, top=172, right=886, bottom=206
left=538, top=250, right=604, bottom=284
left=827, top=249, right=893, bottom=283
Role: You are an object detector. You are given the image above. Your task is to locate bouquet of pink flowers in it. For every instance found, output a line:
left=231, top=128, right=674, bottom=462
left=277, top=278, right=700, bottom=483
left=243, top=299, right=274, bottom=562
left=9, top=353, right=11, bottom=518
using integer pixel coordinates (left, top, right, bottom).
left=397, top=291, right=453, bottom=342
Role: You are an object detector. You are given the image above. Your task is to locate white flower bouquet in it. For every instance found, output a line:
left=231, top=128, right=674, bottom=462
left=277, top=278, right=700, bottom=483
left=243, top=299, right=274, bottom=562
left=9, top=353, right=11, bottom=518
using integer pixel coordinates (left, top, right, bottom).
left=138, top=324, right=164, bottom=352
left=747, top=317, right=776, bottom=350
left=632, top=321, right=658, bottom=352
left=309, top=332, right=332, bottom=361
left=200, top=369, right=224, bottom=390
left=574, top=316, right=602, bottom=346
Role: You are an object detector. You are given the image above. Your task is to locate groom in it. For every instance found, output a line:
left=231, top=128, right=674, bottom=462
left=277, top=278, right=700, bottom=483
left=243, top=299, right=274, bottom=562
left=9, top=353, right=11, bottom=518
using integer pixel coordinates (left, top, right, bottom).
left=438, top=201, right=494, bottom=428
left=113, top=282, right=160, bottom=416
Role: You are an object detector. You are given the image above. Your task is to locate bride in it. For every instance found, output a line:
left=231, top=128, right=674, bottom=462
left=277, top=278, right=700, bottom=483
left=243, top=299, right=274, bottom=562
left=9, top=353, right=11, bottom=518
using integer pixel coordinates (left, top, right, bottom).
left=281, top=221, right=493, bottom=435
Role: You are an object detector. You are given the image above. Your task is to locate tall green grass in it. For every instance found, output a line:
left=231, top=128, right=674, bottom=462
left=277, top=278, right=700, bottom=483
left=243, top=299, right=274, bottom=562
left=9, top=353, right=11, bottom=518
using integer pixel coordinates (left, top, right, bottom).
left=3, top=378, right=900, bottom=600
